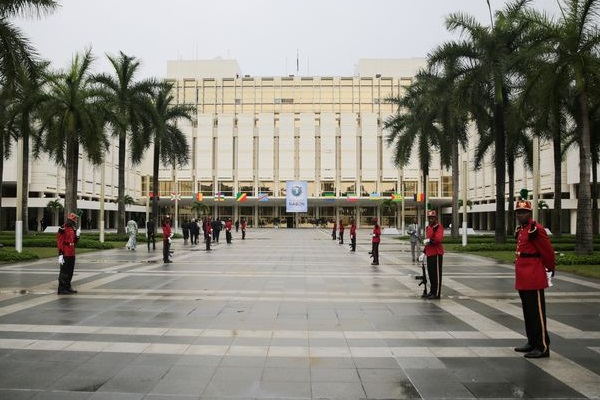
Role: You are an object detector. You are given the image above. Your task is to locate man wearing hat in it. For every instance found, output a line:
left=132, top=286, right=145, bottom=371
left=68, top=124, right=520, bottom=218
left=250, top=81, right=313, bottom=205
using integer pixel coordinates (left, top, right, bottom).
left=423, top=210, right=444, bottom=299
left=514, top=199, right=555, bottom=358
left=162, top=216, right=173, bottom=263
left=56, top=212, right=81, bottom=294
left=370, top=217, right=381, bottom=265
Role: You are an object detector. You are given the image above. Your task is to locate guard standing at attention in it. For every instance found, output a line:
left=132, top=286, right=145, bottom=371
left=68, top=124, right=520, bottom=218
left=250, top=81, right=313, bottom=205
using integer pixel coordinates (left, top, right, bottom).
left=241, top=218, right=247, bottom=240
left=56, top=212, right=81, bottom=294
left=423, top=210, right=444, bottom=299
left=513, top=200, right=555, bottom=358
left=225, top=218, right=233, bottom=244
left=204, top=217, right=212, bottom=250
left=332, top=219, right=337, bottom=240
left=370, top=217, right=381, bottom=265
left=338, top=219, right=345, bottom=245
left=349, top=219, right=357, bottom=252
left=162, top=216, right=173, bottom=263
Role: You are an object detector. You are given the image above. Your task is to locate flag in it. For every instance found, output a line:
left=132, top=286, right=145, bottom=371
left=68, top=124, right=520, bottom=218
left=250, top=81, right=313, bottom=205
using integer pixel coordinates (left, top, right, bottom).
left=236, top=192, right=247, bottom=202
left=391, top=194, right=402, bottom=202
left=195, top=193, right=203, bottom=201
left=369, top=193, right=381, bottom=200
left=323, top=192, right=335, bottom=202
left=214, top=192, right=225, bottom=202
left=347, top=193, right=358, bottom=202
left=258, top=193, right=269, bottom=202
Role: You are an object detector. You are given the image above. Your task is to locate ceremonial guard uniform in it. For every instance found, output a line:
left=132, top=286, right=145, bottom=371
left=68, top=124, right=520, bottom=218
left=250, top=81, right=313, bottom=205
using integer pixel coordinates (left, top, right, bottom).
left=241, top=219, right=247, bottom=240
left=56, top=213, right=80, bottom=294
left=204, top=217, right=212, bottom=250
left=370, top=218, right=381, bottom=265
left=162, top=217, right=172, bottom=263
left=338, top=219, right=345, bottom=244
left=514, top=200, right=555, bottom=358
left=424, top=210, right=444, bottom=299
left=349, top=219, right=357, bottom=252
left=225, top=219, right=233, bottom=244
left=332, top=220, right=337, bottom=240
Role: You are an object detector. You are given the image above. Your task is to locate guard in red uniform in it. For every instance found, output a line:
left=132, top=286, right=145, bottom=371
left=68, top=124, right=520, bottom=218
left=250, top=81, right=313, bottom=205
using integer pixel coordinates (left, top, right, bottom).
left=56, top=212, right=80, bottom=294
left=225, top=218, right=233, bottom=244
left=349, top=219, right=357, bottom=252
left=162, top=217, right=173, bottom=263
left=338, top=219, right=345, bottom=245
left=424, top=210, right=444, bottom=299
left=514, top=200, right=555, bottom=358
left=241, top=218, right=247, bottom=240
left=370, top=217, right=381, bottom=265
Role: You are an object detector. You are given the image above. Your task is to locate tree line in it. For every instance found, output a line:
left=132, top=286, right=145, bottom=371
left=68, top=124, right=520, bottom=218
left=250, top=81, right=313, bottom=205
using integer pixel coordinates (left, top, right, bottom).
left=385, top=0, right=600, bottom=255
left=0, top=0, right=195, bottom=235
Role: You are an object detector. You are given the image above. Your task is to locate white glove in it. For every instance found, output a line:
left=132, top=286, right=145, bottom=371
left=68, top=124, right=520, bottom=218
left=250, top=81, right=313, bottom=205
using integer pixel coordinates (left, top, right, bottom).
left=76, top=228, right=81, bottom=237
left=546, top=270, right=553, bottom=287
left=423, top=238, right=431, bottom=245
left=168, top=237, right=172, bottom=244
left=418, top=253, right=425, bottom=263
left=58, top=255, right=64, bottom=265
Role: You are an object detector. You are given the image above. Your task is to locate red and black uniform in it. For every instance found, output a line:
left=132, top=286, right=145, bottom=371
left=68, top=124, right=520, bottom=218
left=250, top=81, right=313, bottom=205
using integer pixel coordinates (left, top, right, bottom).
left=241, top=219, right=247, bottom=240
left=371, top=220, right=381, bottom=265
left=162, top=219, right=172, bottom=263
left=338, top=220, right=345, bottom=244
left=225, top=220, right=233, bottom=244
left=515, top=220, right=555, bottom=354
left=57, top=223, right=79, bottom=293
left=332, top=221, right=337, bottom=240
left=424, top=222, right=444, bottom=298
left=349, top=221, right=357, bottom=252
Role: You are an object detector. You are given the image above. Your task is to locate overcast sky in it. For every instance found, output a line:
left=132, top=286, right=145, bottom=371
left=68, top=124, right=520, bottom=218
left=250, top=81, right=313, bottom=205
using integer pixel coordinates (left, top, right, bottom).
left=16, top=0, right=559, bottom=79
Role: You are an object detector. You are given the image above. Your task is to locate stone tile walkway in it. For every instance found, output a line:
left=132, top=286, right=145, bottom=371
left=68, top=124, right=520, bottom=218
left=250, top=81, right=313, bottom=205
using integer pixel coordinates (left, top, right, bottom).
left=0, top=228, right=599, bottom=399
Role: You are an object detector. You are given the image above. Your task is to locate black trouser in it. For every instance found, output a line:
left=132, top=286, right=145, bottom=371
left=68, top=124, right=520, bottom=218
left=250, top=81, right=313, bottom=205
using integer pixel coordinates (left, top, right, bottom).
left=427, top=254, right=443, bottom=297
left=242, top=229, right=246, bottom=240
left=163, top=239, right=170, bottom=262
left=339, top=232, right=344, bottom=244
left=519, top=289, right=550, bottom=352
left=147, top=233, right=155, bottom=250
left=226, top=230, right=232, bottom=243
left=350, top=235, right=356, bottom=251
left=58, top=256, right=75, bottom=292
left=205, top=233, right=211, bottom=250
left=371, top=242, right=379, bottom=264
left=332, top=230, right=336, bottom=240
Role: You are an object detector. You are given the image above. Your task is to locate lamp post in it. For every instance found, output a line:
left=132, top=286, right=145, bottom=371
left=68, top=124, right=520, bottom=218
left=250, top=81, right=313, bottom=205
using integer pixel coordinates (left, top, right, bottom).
left=99, top=161, right=105, bottom=243
left=462, top=160, right=468, bottom=247
left=15, top=138, right=23, bottom=253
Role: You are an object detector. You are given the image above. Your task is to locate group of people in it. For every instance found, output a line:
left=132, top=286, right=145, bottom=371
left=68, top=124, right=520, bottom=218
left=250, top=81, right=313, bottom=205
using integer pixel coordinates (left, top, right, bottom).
left=330, top=218, right=358, bottom=251
left=56, top=200, right=555, bottom=359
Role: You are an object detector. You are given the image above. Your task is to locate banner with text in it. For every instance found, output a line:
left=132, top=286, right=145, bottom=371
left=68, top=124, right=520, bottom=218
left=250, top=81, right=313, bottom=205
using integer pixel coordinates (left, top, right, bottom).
left=286, top=181, right=308, bottom=213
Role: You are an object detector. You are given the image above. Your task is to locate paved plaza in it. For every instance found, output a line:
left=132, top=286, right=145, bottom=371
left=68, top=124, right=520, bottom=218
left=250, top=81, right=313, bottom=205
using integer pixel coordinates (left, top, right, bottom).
left=0, top=228, right=599, bottom=399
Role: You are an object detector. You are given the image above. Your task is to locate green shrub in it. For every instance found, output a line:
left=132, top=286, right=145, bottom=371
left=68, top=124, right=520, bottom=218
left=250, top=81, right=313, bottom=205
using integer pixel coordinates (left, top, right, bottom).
left=0, top=248, right=39, bottom=262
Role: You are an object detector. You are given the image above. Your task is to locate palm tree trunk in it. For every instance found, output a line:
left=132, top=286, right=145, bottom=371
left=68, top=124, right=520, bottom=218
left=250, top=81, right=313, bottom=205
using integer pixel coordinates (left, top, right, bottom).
left=575, top=91, right=594, bottom=254
left=64, top=137, right=79, bottom=221
left=21, top=128, right=30, bottom=234
left=592, top=151, right=599, bottom=235
left=0, top=143, right=4, bottom=230
left=551, top=119, right=563, bottom=237
left=507, top=156, right=515, bottom=235
left=451, top=140, right=459, bottom=238
left=117, top=131, right=126, bottom=235
left=152, top=141, right=160, bottom=222
left=493, top=94, right=507, bottom=244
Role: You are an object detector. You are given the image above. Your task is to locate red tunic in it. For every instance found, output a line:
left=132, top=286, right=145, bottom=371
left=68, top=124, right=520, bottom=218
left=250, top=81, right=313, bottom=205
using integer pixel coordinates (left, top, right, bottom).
left=339, top=222, right=345, bottom=233
left=350, top=223, right=356, bottom=238
left=372, top=224, right=381, bottom=243
left=57, top=225, right=78, bottom=256
left=162, top=222, right=172, bottom=241
left=241, top=220, right=247, bottom=230
left=424, top=223, right=444, bottom=256
left=225, top=220, right=232, bottom=231
left=515, top=221, right=555, bottom=290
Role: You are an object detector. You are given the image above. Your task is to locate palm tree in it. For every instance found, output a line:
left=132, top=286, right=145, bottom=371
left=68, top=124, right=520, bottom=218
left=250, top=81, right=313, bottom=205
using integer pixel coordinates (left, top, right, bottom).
left=45, top=198, right=62, bottom=225
left=384, top=70, right=442, bottom=226
left=93, top=52, right=157, bottom=235
left=33, top=49, right=109, bottom=220
left=149, top=82, right=193, bottom=223
left=7, top=62, right=50, bottom=234
left=522, top=0, right=600, bottom=254
left=0, top=0, right=57, bottom=85
left=425, top=55, right=470, bottom=238
left=431, top=0, right=535, bottom=243
left=0, top=86, right=17, bottom=230
left=380, top=198, right=396, bottom=228
left=191, top=201, right=209, bottom=219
